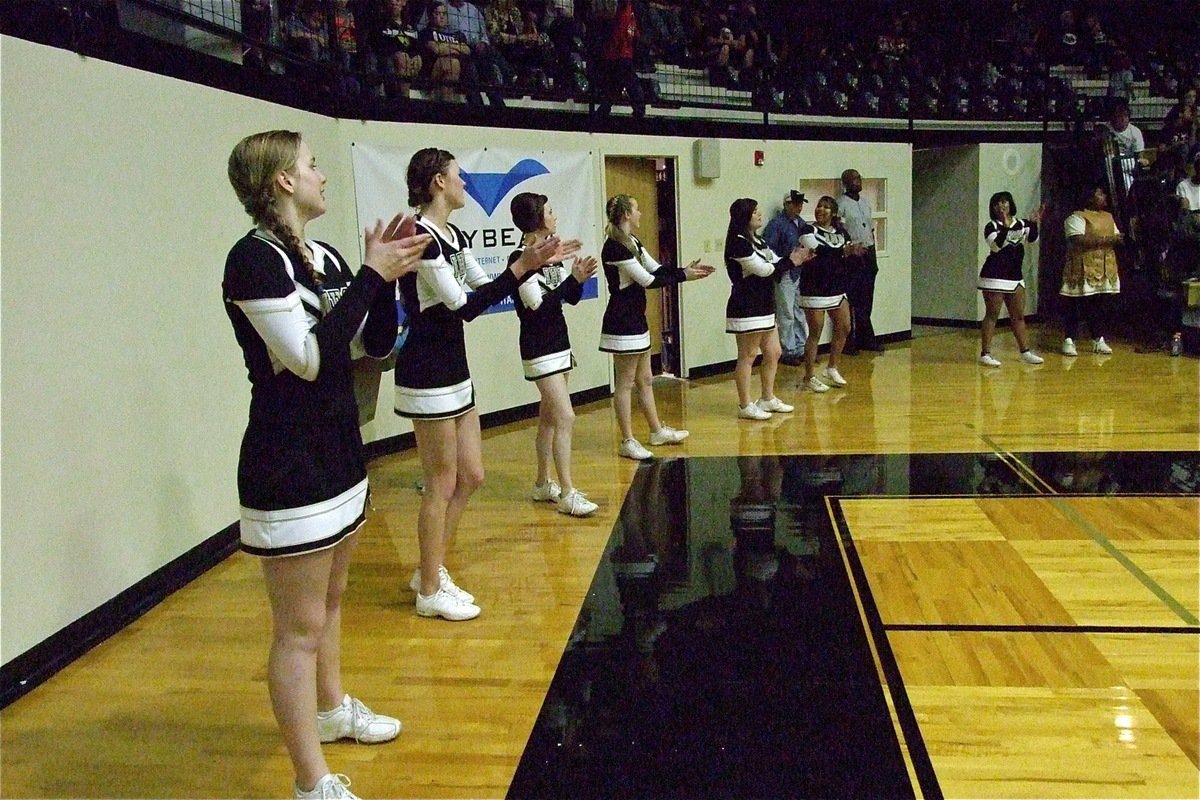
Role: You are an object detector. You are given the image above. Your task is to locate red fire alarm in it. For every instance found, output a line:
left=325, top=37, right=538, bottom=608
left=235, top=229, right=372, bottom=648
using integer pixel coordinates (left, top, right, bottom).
left=754, top=150, right=764, bottom=166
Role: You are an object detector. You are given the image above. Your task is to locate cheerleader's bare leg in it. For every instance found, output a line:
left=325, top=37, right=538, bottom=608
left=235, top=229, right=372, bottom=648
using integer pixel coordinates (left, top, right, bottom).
left=315, top=535, right=357, bottom=709
left=413, top=414, right=484, bottom=596
left=534, top=392, right=555, bottom=487
left=262, top=546, right=341, bottom=790
left=803, top=308, right=826, bottom=382
left=613, top=351, right=656, bottom=440
left=759, top=327, right=782, bottom=399
left=734, top=331, right=763, bottom=406
left=633, top=350, right=665, bottom=432
left=536, top=372, right=577, bottom=491
left=981, top=290, right=1004, bottom=355
left=1005, top=286, right=1030, bottom=351
left=445, top=410, right=485, bottom=552
left=828, top=301, right=851, bottom=369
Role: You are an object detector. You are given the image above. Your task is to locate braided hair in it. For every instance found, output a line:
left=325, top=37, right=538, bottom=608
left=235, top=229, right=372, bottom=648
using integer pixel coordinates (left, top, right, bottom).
left=227, top=130, right=322, bottom=285
left=604, top=194, right=639, bottom=256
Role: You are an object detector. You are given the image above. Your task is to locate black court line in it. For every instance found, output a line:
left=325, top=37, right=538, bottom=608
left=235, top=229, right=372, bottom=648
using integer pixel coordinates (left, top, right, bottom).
left=884, top=623, right=1200, bottom=635
left=830, top=500, right=944, bottom=800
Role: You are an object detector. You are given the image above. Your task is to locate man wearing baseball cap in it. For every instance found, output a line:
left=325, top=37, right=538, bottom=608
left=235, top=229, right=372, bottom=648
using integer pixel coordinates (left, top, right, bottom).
left=763, top=190, right=809, bottom=365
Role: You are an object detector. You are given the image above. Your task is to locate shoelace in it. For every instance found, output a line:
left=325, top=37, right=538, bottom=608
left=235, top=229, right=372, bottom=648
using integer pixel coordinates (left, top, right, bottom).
left=438, top=566, right=469, bottom=599
left=347, top=699, right=376, bottom=743
left=301, top=774, right=354, bottom=799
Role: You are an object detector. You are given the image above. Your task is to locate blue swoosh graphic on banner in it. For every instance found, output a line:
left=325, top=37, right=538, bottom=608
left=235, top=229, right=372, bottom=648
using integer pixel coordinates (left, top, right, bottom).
left=460, top=159, right=550, bottom=214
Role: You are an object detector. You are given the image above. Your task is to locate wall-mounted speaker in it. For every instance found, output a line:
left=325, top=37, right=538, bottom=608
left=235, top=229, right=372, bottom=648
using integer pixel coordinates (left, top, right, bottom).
left=693, top=138, right=721, bottom=180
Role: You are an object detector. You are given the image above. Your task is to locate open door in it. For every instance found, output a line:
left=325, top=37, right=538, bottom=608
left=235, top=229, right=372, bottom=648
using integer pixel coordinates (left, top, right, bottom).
left=603, top=155, right=682, bottom=376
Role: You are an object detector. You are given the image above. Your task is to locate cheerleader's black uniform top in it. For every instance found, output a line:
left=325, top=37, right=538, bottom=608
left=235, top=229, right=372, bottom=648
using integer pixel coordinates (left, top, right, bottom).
left=509, top=247, right=584, bottom=381
left=223, top=231, right=397, bottom=557
left=599, top=234, right=686, bottom=353
left=724, top=232, right=783, bottom=333
left=977, top=218, right=1038, bottom=293
left=394, top=216, right=519, bottom=419
left=797, top=224, right=850, bottom=310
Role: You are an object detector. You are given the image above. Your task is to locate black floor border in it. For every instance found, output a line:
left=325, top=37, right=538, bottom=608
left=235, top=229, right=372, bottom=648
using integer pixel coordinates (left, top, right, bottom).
left=0, top=523, right=241, bottom=709
left=830, top=500, right=944, bottom=800
left=885, top=623, right=1200, bottom=634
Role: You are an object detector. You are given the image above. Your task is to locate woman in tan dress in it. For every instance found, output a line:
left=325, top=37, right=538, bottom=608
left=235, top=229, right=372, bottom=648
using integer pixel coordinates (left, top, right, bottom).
left=1061, top=185, right=1122, bottom=357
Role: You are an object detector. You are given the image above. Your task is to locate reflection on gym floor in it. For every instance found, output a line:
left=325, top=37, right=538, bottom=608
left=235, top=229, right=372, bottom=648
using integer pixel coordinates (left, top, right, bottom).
left=508, top=451, right=1200, bottom=799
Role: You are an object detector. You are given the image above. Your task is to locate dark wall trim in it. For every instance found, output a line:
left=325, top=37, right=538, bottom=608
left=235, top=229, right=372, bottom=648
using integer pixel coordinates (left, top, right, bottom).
left=0, top=523, right=241, bottom=709
left=687, top=359, right=738, bottom=381
left=363, top=384, right=611, bottom=462
left=913, top=316, right=1041, bottom=329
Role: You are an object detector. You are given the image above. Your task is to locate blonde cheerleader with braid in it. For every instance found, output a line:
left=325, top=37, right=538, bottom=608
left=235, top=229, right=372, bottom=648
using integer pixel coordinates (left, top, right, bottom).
left=223, top=130, right=430, bottom=800
left=599, top=193, right=715, bottom=460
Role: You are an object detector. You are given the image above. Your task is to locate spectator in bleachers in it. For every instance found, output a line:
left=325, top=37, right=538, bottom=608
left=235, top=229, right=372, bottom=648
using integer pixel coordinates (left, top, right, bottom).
left=1097, top=99, right=1147, bottom=191
left=283, top=0, right=331, bottom=62
left=331, top=0, right=359, bottom=72
left=486, top=0, right=553, bottom=89
left=1106, top=50, right=1135, bottom=104
left=1163, top=86, right=1199, bottom=160
left=282, top=0, right=360, bottom=94
left=703, top=5, right=751, bottom=88
left=643, top=0, right=687, bottom=65
left=1050, top=8, right=1080, bottom=67
left=593, top=0, right=645, bottom=118
left=541, top=0, right=588, bottom=94
left=419, top=0, right=515, bottom=89
left=728, top=0, right=767, bottom=85
left=241, top=0, right=278, bottom=71
left=418, top=1, right=472, bottom=100
left=372, top=0, right=423, bottom=98
left=1178, top=148, right=1200, bottom=212
left=1082, top=11, right=1110, bottom=77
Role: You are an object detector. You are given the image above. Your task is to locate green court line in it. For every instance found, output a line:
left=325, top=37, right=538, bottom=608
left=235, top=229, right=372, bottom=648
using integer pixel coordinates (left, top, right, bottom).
left=981, top=435, right=1200, bottom=627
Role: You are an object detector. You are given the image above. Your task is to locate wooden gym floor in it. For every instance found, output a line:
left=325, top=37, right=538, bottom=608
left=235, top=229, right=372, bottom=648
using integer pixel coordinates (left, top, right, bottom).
left=2, top=327, right=1197, bottom=798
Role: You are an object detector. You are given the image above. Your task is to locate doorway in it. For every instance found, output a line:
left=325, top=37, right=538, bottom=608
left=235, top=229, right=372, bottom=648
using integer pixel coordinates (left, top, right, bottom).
left=603, top=155, right=683, bottom=376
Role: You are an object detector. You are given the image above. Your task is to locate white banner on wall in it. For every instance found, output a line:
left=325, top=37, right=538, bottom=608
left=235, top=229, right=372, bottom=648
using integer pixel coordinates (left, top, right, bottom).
left=351, top=142, right=600, bottom=314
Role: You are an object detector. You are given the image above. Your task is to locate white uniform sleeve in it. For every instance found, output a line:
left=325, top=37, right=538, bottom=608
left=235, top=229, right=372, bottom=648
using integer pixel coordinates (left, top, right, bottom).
left=616, top=254, right=660, bottom=288
left=799, top=232, right=820, bottom=250
left=1064, top=213, right=1086, bottom=239
left=736, top=250, right=776, bottom=277
left=518, top=274, right=544, bottom=310
left=416, top=255, right=469, bottom=311
left=462, top=247, right=491, bottom=289
left=234, top=294, right=322, bottom=381
left=985, top=223, right=1003, bottom=253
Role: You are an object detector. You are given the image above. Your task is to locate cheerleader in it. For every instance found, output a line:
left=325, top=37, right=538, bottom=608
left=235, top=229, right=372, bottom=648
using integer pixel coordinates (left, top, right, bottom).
left=599, top=194, right=715, bottom=460
left=797, top=196, right=860, bottom=392
left=224, top=130, right=430, bottom=800
left=977, top=191, right=1044, bottom=367
left=723, top=197, right=812, bottom=419
left=396, top=149, right=578, bottom=620
left=509, top=192, right=600, bottom=516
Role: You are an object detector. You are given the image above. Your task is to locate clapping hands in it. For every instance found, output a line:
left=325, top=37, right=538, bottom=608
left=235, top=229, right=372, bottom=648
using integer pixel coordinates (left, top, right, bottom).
left=513, top=236, right=584, bottom=278
left=363, top=213, right=431, bottom=281
left=683, top=258, right=716, bottom=280
left=789, top=244, right=815, bottom=267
